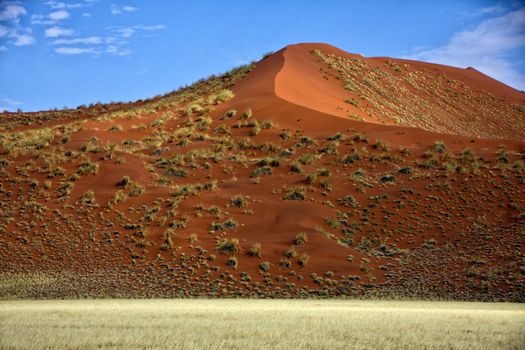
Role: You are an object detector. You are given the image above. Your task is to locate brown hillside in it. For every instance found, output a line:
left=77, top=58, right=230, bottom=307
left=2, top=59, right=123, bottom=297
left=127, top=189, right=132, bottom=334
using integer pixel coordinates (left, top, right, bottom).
left=0, top=44, right=524, bottom=300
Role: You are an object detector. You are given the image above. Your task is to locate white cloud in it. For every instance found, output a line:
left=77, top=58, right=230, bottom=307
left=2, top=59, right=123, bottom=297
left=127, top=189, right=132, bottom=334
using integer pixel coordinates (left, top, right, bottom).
left=31, top=14, right=54, bottom=25
left=55, top=46, right=95, bottom=54
left=45, top=26, right=74, bottom=37
left=0, top=46, right=7, bottom=51
left=106, top=44, right=131, bottom=56
left=12, top=33, right=35, bottom=46
left=135, top=24, right=166, bottom=31
left=82, top=12, right=92, bottom=17
left=52, top=36, right=102, bottom=45
left=49, top=10, right=70, bottom=21
left=32, top=9, right=71, bottom=25
left=110, top=4, right=137, bottom=15
left=46, top=1, right=85, bottom=9
left=0, top=4, right=27, bottom=22
left=0, top=4, right=35, bottom=47
left=100, top=24, right=164, bottom=56
left=406, top=7, right=525, bottom=90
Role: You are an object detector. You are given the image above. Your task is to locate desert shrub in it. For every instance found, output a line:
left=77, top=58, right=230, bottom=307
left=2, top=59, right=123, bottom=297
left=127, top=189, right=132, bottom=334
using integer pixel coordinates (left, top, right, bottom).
left=284, top=247, right=298, bottom=259
left=328, top=132, right=344, bottom=141
left=214, top=124, right=230, bottom=134
left=250, top=166, right=272, bottom=177
left=248, top=243, right=262, bottom=258
left=304, top=172, right=317, bottom=185
left=108, top=125, right=123, bottom=131
left=297, top=254, right=310, bottom=267
left=257, top=157, right=280, bottom=167
left=249, top=121, right=261, bottom=136
left=117, top=175, right=131, bottom=187
left=259, top=261, right=271, bottom=272
left=320, top=141, right=339, bottom=155
left=401, top=148, right=412, bottom=157
left=497, top=147, right=509, bottom=164
left=223, top=109, right=237, bottom=119
left=110, top=190, right=127, bottom=205
left=77, top=161, right=99, bottom=176
left=223, top=218, right=237, bottom=229
left=460, top=148, right=476, bottom=163
left=418, top=152, right=439, bottom=169
left=297, top=153, right=316, bottom=165
left=293, top=232, right=308, bottom=245
left=372, top=140, right=389, bottom=152
left=380, top=174, right=396, bottom=184
left=431, top=141, right=446, bottom=154
left=352, top=133, right=368, bottom=143
left=80, top=190, right=96, bottom=205
left=260, top=120, right=273, bottom=129
left=320, top=179, right=332, bottom=192
left=211, top=89, right=234, bottom=104
left=240, top=108, right=252, bottom=119
left=280, top=129, right=290, bottom=140
left=280, top=258, right=292, bottom=269
left=230, top=195, right=248, bottom=208
left=217, top=238, right=240, bottom=255
left=165, top=167, right=188, bottom=177
left=283, top=186, right=306, bottom=200
left=341, top=153, right=360, bottom=164
left=209, top=222, right=223, bottom=232
left=345, top=98, right=360, bottom=107
left=337, top=195, right=360, bottom=208
left=298, top=136, right=316, bottom=146
left=184, top=103, right=204, bottom=116
left=290, top=162, right=303, bottom=173
left=225, top=256, right=238, bottom=269
left=128, top=183, right=145, bottom=197
left=151, top=118, right=166, bottom=127
left=398, top=166, right=413, bottom=174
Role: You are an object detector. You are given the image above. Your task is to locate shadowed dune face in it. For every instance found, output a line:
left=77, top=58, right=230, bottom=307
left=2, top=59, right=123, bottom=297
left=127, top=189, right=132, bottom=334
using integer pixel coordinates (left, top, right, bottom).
left=0, top=43, right=524, bottom=300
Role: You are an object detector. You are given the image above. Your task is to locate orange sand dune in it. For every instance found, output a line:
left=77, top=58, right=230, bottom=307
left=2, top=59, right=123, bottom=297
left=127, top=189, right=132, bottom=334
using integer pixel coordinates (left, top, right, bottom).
left=0, top=43, right=524, bottom=300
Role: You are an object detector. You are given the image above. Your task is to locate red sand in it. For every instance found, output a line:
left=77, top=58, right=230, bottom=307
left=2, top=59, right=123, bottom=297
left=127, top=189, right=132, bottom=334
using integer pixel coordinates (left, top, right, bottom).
left=0, top=43, right=523, bottom=300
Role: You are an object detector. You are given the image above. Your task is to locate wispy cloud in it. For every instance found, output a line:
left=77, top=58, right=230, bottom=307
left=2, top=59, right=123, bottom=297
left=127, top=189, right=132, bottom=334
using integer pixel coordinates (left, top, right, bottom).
left=101, top=24, right=165, bottom=56
left=406, top=7, right=525, bottom=90
left=0, top=4, right=26, bottom=22
left=46, top=1, right=86, bottom=10
left=49, top=10, right=70, bottom=21
left=45, top=26, right=74, bottom=37
left=1, top=1, right=164, bottom=57
left=55, top=46, right=95, bottom=55
left=0, top=3, right=35, bottom=47
left=110, top=4, right=137, bottom=15
left=13, top=33, right=35, bottom=46
left=53, top=36, right=102, bottom=45
left=52, top=23, right=165, bottom=56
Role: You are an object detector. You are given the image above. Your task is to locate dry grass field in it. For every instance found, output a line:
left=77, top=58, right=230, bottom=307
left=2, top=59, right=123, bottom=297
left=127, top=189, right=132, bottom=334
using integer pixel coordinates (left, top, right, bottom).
left=0, top=299, right=524, bottom=350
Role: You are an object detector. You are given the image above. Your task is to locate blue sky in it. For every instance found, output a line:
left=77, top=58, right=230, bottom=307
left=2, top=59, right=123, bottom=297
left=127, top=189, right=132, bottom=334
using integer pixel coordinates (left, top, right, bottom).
left=0, top=0, right=524, bottom=112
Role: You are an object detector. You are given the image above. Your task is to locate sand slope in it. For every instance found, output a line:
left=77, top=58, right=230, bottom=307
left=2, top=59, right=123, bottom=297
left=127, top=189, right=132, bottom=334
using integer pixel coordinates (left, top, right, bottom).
left=0, top=43, right=524, bottom=300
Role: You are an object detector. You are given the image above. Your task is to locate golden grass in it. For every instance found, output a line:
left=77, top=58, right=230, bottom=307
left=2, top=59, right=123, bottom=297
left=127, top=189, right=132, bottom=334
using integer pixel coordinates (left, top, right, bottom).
left=0, top=299, right=523, bottom=350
